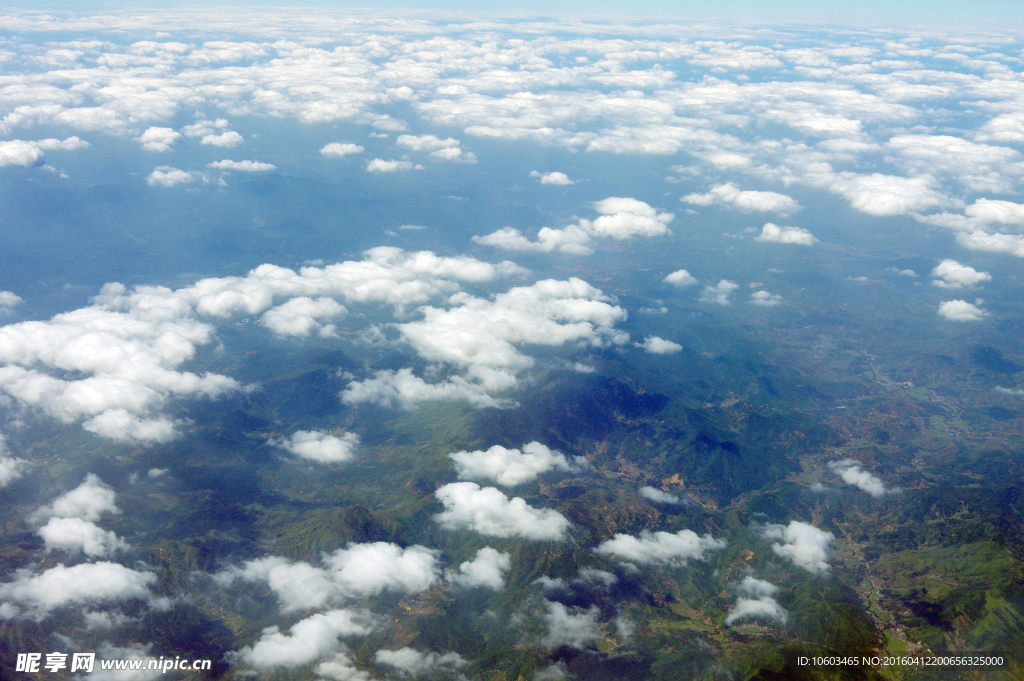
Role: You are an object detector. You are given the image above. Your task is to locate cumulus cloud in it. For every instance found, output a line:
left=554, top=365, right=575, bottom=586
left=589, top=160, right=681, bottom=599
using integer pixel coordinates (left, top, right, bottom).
left=202, top=131, right=244, bottom=147
left=754, top=223, right=817, bottom=245
left=137, top=127, right=181, bottom=152
left=0, top=435, right=28, bottom=488
left=639, top=486, right=681, bottom=504
left=217, top=543, right=440, bottom=611
left=760, top=521, right=833, bottom=574
left=445, top=547, right=511, bottom=590
left=234, top=609, right=380, bottom=670
left=530, top=170, right=574, bottom=185
left=931, top=260, right=991, bottom=289
left=375, top=648, right=468, bottom=676
left=683, top=183, right=800, bottom=214
left=0, top=291, right=23, bottom=310
left=146, top=166, right=196, bottom=187
left=725, top=576, right=788, bottom=626
left=473, top=197, right=671, bottom=255
left=0, top=562, right=155, bottom=615
left=366, top=159, right=414, bottom=173
left=207, top=159, right=276, bottom=171
left=29, top=473, right=120, bottom=524
left=0, top=137, right=88, bottom=167
left=275, top=430, right=360, bottom=464
left=938, top=299, right=987, bottom=321
left=434, top=482, right=570, bottom=540
left=541, top=602, right=602, bottom=649
left=321, top=143, right=364, bottom=157
left=259, top=296, right=347, bottom=337
left=636, top=336, right=682, bottom=354
left=827, top=459, right=897, bottom=497
left=594, top=529, right=725, bottom=567
left=664, top=269, right=698, bottom=287
left=396, top=134, right=475, bottom=162
left=699, top=280, right=739, bottom=305
left=750, top=290, right=782, bottom=306
left=37, top=517, right=129, bottom=557
left=88, top=643, right=162, bottom=681
left=449, top=441, right=586, bottom=486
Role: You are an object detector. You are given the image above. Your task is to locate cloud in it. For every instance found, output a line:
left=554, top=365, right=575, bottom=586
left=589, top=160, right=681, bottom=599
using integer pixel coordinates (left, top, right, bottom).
left=0, top=138, right=87, bottom=167
left=0, top=435, right=28, bottom=488
left=275, top=430, right=360, bottom=464
left=0, top=562, right=156, bottom=615
left=473, top=197, right=671, bottom=254
left=434, top=482, right=570, bottom=540
left=754, top=223, right=817, bottom=245
left=760, top=521, right=833, bottom=574
left=996, top=387, right=1024, bottom=397
left=366, top=159, right=414, bottom=173
left=37, top=517, right=129, bottom=557
left=699, top=280, right=739, bottom=305
left=137, top=127, right=181, bottom=152
left=234, top=610, right=380, bottom=670
left=594, top=529, right=725, bottom=567
left=88, top=643, right=162, bottom=681
left=725, top=576, right=788, bottom=626
left=146, top=166, right=196, bottom=187
left=260, top=296, right=347, bottom=337
left=541, top=602, right=602, bottom=649
left=321, top=143, right=364, bottom=157
left=683, top=183, right=800, bottom=214
left=315, top=652, right=371, bottom=681
left=750, top=290, right=782, bottom=306
left=930, top=259, right=991, bottom=289
left=827, top=459, right=897, bottom=497
left=218, top=543, right=441, bottom=611
left=530, top=170, right=574, bottom=185
left=664, top=269, right=697, bottom=287
left=29, top=473, right=120, bottom=524
left=448, top=441, right=586, bottom=486
left=207, top=159, right=276, bottom=171
left=341, top=368, right=508, bottom=410
left=0, top=291, right=23, bottom=309
left=638, top=486, right=681, bottom=504
left=938, top=299, right=987, bottom=322
left=636, top=336, right=682, bottom=354
left=399, top=224, right=426, bottom=230
left=955, top=231, right=1024, bottom=258
left=445, top=547, right=511, bottom=591
left=201, top=131, right=244, bottom=147
left=396, top=134, right=475, bottom=162
left=375, top=648, right=468, bottom=677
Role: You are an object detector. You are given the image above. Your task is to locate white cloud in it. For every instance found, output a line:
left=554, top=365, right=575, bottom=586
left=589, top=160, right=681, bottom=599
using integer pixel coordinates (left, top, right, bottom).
left=964, top=198, right=1024, bottom=226
left=725, top=576, right=788, bottom=626
left=314, top=652, right=371, bottom=681
left=260, top=296, right=347, bottom=337
left=0, top=291, right=23, bottom=309
left=0, top=562, right=156, bottom=615
left=396, top=134, right=458, bottom=152
left=0, top=434, right=28, bottom=488
left=37, top=517, right=129, bottom=557
left=445, top=547, right=511, bottom=590
left=996, top=387, right=1024, bottom=397
left=0, top=137, right=87, bottom=167
left=29, top=473, right=120, bottom=524
left=754, top=223, right=817, bottom=246
left=827, top=173, right=950, bottom=217
left=636, top=336, right=682, bottom=354
left=699, top=280, right=739, bottom=305
left=234, top=610, right=380, bottom=670
left=89, top=643, right=162, bottom=681
left=638, top=486, right=681, bottom=504
left=827, top=459, right=897, bottom=497
left=275, top=430, right=360, bottom=464
left=930, top=259, right=991, bottom=289
left=219, top=556, right=339, bottom=612
left=137, top=127, right=181, bottom=152
left=955, top=231, right=1024, bottom=258
left=146, top=166, right=196, bottom=187
left=207, top=159, right=276, bottom=171
left=683, top=183, right=800, bottom=214
left=201, top=131, right=244, bottom=147
left=321, top=143, right=364, bottom=158
left=530, top=170, right=574, bottom=185
left=541, top=601, right=602, bottom=649
left=399, top=224, right=426, bottom=230
left=434, top=482, right=570, bottom=540
left=750, top=290, right=782, bottom=306
left=594, top=529, right=725, bottom=567
left=760, top=521, right=833, bottom=574
left=341, top=368, right=508, bottom=410
left=366, top=159, right=414, bottom=173
left=375, top=648, right=468, bottom=676
left=938, top=299, right=987, bottom=321
left=663, top=269, right=697, bottom=287
left=449, top=441, right=586, bottom=486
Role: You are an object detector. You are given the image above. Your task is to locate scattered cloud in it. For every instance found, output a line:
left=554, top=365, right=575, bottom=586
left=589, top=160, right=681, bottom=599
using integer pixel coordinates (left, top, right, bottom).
left=636, top=336, right=682, bottom=354
left=445, top=547, right=511, bottom=590
left=930, top=259, right=991, bottom=289
left=754, top=223, right=817, bottom=246
left=449, top=441, right=586, bottom=486
left=530, top=170, right=574, bottom=185
left=760, top=521, right=833, bottom=574
left=827, top=459, right=897, bottom=497
left=683, top=183, right=800, bottom=214
left=37, top=517, right=128, bottom=557
left=541, top=601, right=602, bottom=649
left=750, top=290, right=782, bottom=306
left=29, top=473, right=120, bottom=524
left=664, top=269, right=698, bottom=287
left=137, top=127, right=181, bottom=152
left=366, top=159, right=414, bottom=173
left=146, top=166, right=197, bottom=187
left=207, top=159, right=276, bottom=171
left=594, top=529, right=725, bottom=567
left=274, top=430, right=360, bottom=464
left=638, top=486, right=681, bottom=504
left=260, top=296, right=347, bottom=337
left=375, top=648, right=468, bottom=677
left=321, top=142, right=364, bottom=157
left=725, top=576, right=788, bottom=626
left=700, top=280, right=739, bottom=305
left=233, top=609, right=380, bottom=670
left=938, top=299, right=987, bottom=321
left=434, top=482, right=570, bottom=540
left=0, top=562, right=156, bottom=616
left=0, top=137, right=88, bottom=167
